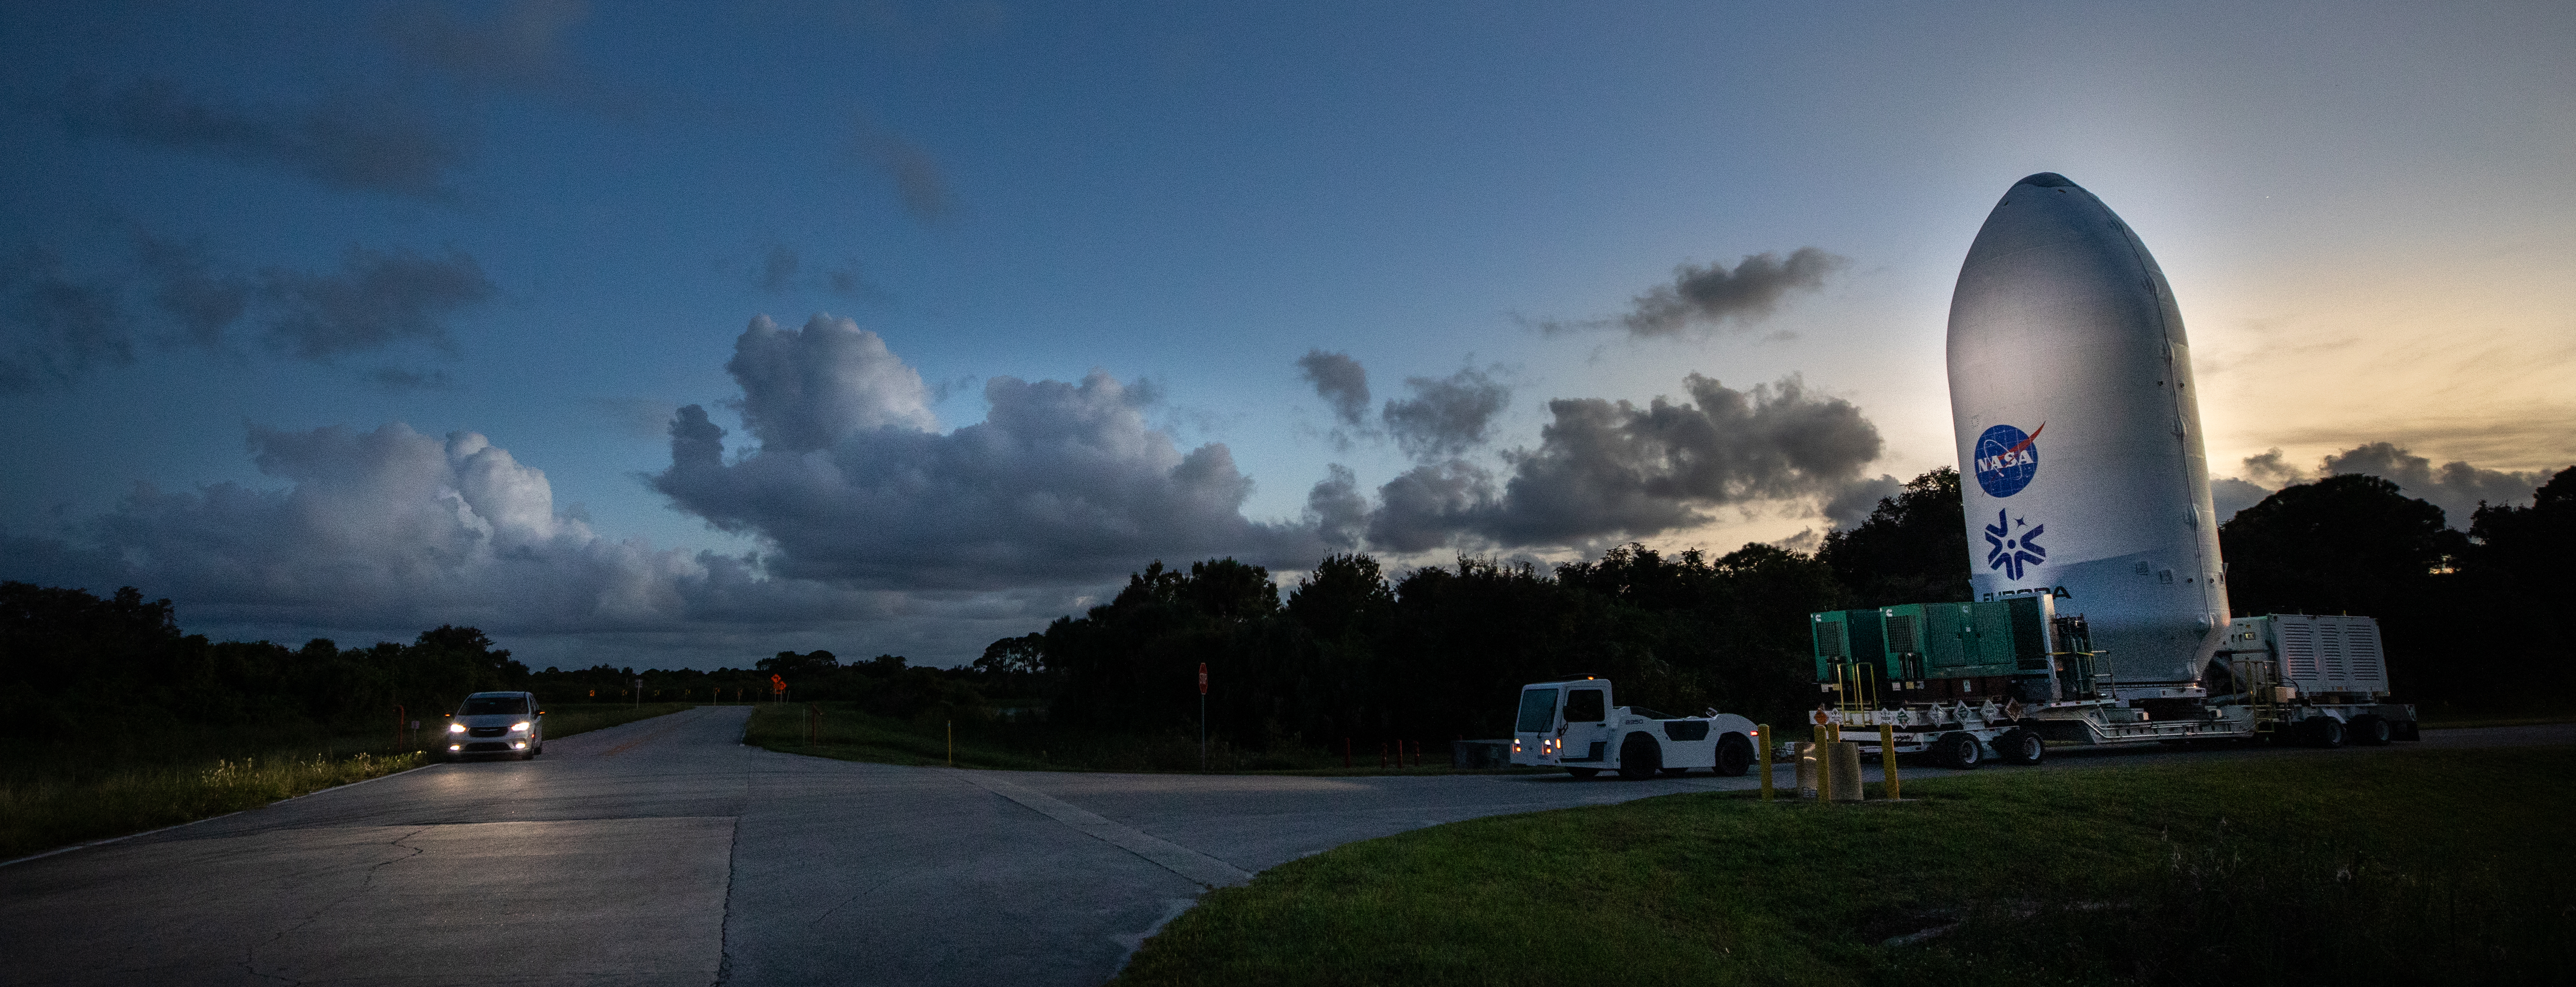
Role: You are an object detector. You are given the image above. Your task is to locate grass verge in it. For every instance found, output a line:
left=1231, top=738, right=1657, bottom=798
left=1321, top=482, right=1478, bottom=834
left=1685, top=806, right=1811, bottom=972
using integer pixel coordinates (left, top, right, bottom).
left=1115, top=745, right=2574, bottom=986
left=1, top=703, right=697, bottom=860
left=744, top=702, right=1531, bottom=775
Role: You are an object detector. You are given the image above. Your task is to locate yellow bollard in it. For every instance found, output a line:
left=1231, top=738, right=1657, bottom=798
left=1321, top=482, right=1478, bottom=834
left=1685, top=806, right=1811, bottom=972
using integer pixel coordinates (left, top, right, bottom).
left=1757, top=723, right=1773, bottom=800
left=1813, top=723, right=1832, bottom=802
left=1879, top=723, right=1901, bottom=801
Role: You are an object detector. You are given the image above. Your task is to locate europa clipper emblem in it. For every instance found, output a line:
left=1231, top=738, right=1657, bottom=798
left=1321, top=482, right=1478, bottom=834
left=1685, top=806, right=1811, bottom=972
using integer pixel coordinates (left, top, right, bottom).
left=1985, top=510, right=2046, bottom=579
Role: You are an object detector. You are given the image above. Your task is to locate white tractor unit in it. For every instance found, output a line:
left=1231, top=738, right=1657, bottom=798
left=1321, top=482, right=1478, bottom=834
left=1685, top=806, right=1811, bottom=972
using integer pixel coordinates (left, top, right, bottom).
left=1510, top=677, right=1760, bottom=778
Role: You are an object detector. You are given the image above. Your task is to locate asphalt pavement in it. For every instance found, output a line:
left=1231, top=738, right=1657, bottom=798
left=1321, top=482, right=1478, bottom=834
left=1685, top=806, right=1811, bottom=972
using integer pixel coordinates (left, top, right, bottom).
left=3, top=709, right=2565, bottom=987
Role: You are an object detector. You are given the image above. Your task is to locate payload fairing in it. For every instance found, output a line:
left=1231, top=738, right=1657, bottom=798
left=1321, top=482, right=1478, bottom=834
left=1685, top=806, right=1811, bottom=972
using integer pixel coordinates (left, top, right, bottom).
left=1947, top=173, right=2225, bottom=690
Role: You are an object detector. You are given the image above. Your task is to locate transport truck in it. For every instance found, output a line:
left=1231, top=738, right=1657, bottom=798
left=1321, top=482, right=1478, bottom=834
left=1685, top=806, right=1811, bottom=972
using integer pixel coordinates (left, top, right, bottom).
left=1806, top=595, right=2420, bottom=768
left=1509, top=676, right=1761, bottom=778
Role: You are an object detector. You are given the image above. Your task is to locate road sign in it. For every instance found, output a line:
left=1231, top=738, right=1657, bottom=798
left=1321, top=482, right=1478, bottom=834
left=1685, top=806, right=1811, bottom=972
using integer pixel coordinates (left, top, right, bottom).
left=1198, top=663, right=1208, bottom=694
left=771, top=673, right=786, bottom=694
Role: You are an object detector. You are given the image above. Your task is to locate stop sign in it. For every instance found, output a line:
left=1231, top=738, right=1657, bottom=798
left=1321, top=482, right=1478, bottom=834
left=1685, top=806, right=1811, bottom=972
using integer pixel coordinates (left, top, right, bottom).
left=1198, top=662, right=1208, bottom=694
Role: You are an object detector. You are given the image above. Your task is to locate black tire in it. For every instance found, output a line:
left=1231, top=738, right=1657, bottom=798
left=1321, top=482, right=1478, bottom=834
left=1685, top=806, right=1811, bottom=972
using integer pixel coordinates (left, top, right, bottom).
left=1933, top=732, right=1981, bottom=770
left=1617, top=732, right=1662, bottom=779
left=2351, top=716, right=2391, bottom=746
left=2308, top=717, right=2346, bottom=748
left=1994, top=729, right=2045, bottom=765
left=1565, top=767, right=1598, bottom=778
left=1713, top=734, right=1754, bottom=777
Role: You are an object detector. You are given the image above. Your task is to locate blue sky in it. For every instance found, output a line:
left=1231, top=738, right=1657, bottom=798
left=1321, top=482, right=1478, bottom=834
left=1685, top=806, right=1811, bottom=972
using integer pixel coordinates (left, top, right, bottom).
left=5, top=1, right=2569, bottom=668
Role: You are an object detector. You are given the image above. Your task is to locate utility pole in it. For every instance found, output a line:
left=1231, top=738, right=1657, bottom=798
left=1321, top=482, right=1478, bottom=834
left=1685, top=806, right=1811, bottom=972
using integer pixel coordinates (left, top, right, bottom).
left=1197, top=662, right=1209, bottom=771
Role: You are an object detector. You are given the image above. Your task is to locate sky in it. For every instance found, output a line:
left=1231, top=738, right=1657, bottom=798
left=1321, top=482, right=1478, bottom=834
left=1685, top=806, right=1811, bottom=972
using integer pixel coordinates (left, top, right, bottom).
left=4, top=0, right=2569, bottom=669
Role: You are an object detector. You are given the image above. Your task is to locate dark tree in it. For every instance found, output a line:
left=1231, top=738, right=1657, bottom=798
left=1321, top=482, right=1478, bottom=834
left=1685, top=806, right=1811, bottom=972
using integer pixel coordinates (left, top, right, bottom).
left=2219, top=474, right=2465, bottom=618
left=1819, top=467, right=1971, bottom=607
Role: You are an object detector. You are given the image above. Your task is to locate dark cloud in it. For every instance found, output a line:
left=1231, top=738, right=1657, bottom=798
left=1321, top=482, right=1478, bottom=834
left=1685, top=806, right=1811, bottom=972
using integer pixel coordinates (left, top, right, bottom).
left=2320, top=442, right=2550, bottom=527
left=0, top=248, right=132, bottom=391
left=1822, top=473, right=1904, bottom=528
left=1296, top=349, right=1371, bottom=427
left=654, top=319, right=1321, bottom=589
left=365, top=367, right=456, bottom=391
left=259, top=246, right=495, bottom=360
left=1544, top=247, right=1848, bottom=339
left=751, top=246, right=889, bottom=301
left=134, top=235, right=249, bottom=348
left=382, top=0, right=591, bottom=96
left=1305, top=464, right=1369, bottom=550
left=1362, top=374, right=1882, bottom=551
left=2220, top=442, right=2555, bottom=530
left=1382, top=367, right=1510, bottom=461
left=64, top=78, right=470, bottom=200
left=846, top=123, right=960, bottom=224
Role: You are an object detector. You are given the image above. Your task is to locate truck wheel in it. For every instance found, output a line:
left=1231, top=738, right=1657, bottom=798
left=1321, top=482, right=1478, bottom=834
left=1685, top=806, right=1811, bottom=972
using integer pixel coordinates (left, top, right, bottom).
left=1617, top=733, right=1662, bottom=779
left=1565, top=767, right=1598, bottom=778
left=2350, top=715, right=2391, bottom=746
left=1713, top=734, right=1753, bottom=777
left=1934, top=732, right=1980, bottom=770
left=1994, top=729, right=2044, bottom=765
left=2307, top=717, right=2345, bottom=748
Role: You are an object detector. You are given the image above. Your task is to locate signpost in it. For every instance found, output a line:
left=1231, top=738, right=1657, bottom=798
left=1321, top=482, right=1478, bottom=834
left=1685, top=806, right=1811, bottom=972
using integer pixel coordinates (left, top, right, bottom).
left=771, top=673, right=786, bottom=703
left=1197, top=662, right=1209, bottom=771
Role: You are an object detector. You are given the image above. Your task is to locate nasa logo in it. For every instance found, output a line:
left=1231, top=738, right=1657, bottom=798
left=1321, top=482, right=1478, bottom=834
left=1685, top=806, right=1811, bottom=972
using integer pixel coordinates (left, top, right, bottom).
left=1973, top=423, right=2042, bottom=497
left=1983, top=509, right=2047, bottom=580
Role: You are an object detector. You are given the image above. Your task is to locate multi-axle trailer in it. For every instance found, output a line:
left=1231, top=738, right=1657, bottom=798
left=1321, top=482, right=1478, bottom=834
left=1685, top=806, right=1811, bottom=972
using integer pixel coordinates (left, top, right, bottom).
left=1808, top=595, right=2419, bottom=768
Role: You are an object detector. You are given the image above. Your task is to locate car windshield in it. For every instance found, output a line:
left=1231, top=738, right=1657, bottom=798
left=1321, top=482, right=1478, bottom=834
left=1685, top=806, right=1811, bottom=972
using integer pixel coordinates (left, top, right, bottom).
left=1515, top=689, right=1558, bottom=733
left=459, top=697, right=529, bottom=715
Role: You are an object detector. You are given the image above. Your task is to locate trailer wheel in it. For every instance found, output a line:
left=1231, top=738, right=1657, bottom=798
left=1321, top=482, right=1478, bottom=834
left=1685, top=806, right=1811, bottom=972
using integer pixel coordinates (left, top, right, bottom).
left=1713, top=734, right=1753, bottom=777
left=1994, top=729, right=2044, bottom=765
left=1617, top=732, right=1662, bottom=779
left=2351, top=715, right=2392, bottom=746
left=1565, top=767, right=1598, bottom=778
left=1933, top=732, right=1981, bottom=769
left=2307, top=716, right=2346, bottom=749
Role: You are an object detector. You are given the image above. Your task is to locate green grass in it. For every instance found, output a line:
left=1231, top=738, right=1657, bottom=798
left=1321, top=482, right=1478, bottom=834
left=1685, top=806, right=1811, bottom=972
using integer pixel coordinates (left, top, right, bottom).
left=1115, top=746, right=2575, bottom=986
left=744, top=702, right=1514, bottom=775
left=0, top=703, right=696, bottom=860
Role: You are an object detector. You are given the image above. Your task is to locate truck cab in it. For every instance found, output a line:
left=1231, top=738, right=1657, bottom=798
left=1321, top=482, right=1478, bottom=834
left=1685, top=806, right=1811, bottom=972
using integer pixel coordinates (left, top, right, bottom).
left=1509, top=677, right=1758, bottom=779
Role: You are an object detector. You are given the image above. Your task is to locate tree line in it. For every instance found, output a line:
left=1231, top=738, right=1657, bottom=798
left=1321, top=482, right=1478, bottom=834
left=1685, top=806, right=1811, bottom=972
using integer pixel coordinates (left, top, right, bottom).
left=6, top=464, right=2565, bottom=748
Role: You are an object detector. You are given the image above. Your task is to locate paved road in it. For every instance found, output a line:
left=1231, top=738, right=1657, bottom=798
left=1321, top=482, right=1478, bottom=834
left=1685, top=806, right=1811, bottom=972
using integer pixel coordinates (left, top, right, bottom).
left=4, top=710, right=2565, bottom=987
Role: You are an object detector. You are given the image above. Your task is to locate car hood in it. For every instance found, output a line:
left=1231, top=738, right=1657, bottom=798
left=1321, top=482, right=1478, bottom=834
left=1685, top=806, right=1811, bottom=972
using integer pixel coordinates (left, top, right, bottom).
left=455, top=714, right=535, bottom=728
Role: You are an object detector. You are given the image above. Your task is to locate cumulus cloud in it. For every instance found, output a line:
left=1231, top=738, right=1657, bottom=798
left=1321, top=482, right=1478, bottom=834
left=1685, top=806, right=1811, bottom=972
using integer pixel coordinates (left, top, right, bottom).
left=1305, top=464, right=1369, bottom=550
left=653, top=317, right=1321, bottom=589
left=259, top=246, right=495, bottom=360
left=1359, top=374, right=1882, bottom=551
left=1297, top=349, right=1371, bottom=427
left=8, top=424, right=768, bottom=633
left=0, top=248, right=132, bottom=391
left=2217, top=442, right=2555, bottom=529
left=724, top=314, right=938, bottom=451
left=1383, top=367, right=1510, bottom=461
left=64, top=77, right=470, bottom=200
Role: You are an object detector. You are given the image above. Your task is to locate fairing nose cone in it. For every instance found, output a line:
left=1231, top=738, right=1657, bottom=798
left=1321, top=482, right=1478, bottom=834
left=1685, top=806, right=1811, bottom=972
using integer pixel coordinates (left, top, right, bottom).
left=1946, top=174, right=2228, bottom=687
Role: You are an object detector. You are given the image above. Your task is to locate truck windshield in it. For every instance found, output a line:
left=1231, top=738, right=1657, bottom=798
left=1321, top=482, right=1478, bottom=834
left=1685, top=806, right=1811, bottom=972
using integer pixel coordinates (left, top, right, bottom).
left=1515, top=689, right=1558, bottom=733
left=1565, top=689, right=1605, bottom=723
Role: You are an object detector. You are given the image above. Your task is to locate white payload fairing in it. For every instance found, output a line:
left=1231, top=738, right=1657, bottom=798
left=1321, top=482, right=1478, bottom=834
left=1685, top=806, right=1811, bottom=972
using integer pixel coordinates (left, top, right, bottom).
left=1947, top=172, right=2226, bottom=691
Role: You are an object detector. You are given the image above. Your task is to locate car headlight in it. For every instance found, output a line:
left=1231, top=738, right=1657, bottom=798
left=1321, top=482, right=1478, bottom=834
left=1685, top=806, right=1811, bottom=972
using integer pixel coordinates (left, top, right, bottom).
left=448, top=723, right=466, bottom=734
left=510, top=721, right=531, bottom=733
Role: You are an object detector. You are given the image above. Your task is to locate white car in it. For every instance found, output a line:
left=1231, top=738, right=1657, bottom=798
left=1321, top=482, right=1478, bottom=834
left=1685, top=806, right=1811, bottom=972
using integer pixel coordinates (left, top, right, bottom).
left=446, top=691, right=545, bottom=760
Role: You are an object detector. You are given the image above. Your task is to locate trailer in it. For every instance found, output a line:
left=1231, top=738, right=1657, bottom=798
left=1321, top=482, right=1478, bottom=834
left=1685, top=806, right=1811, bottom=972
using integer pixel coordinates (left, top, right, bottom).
left=1509, top=677, right=1761, bottom=778
left=1806, top=597, right=2419, bottom=768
